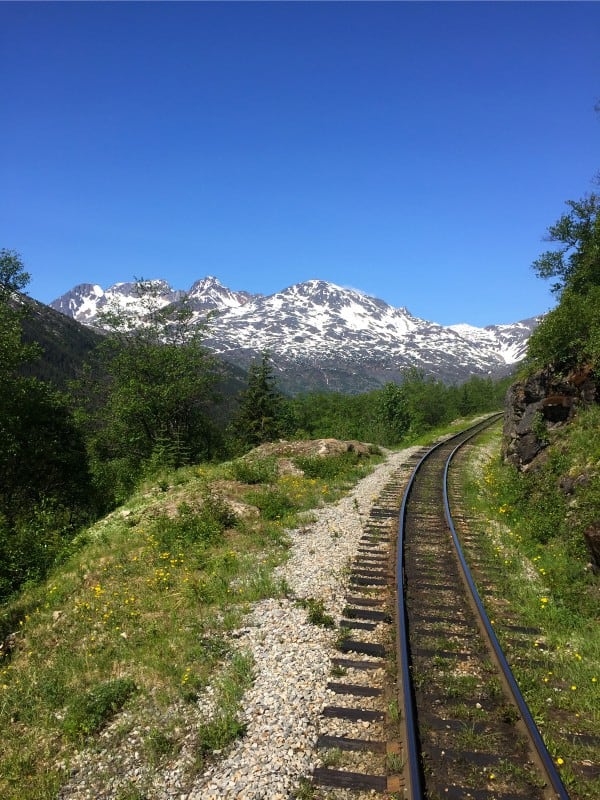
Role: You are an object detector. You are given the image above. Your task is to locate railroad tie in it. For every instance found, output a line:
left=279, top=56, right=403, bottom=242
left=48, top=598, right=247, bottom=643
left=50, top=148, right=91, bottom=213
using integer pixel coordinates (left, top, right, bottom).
left=311, top=463, right=411, bottom=797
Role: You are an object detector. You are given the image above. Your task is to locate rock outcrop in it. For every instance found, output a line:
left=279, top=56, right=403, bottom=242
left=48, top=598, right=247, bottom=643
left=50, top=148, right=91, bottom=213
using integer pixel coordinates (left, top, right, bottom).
left=502, top=366, right=597, bottom=469
left=584, top=525, right=600, bottom=573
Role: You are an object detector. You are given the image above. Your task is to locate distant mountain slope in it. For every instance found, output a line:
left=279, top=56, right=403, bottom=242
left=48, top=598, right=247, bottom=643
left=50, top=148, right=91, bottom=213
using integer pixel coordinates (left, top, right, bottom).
left=51, top=276, right=539, bottom=392
left=20, top=297, right=103, bottom=387
left=448, top=319, right=541, bottom=365
left=19, top=295, right=248, bottom=420
left=51, top=277, right=254, bottom=326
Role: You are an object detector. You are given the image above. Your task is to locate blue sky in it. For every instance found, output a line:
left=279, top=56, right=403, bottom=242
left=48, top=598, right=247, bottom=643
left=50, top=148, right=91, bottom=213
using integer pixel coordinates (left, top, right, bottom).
left=2, top=2, right=599, bottom=326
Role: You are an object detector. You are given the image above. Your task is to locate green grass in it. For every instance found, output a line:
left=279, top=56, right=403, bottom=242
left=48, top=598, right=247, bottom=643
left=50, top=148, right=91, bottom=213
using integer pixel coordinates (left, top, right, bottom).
left=62, top=677, right=137, bottom=741
left=0, top=445, right=382, bottom=799
left=193, top=650, right=254, bottom=767
left=454, top=415, right=600, bottom=800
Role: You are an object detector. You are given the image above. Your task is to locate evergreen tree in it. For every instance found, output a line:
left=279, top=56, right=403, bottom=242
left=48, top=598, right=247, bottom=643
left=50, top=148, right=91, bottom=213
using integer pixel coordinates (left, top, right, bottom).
left=233, top=352, right=286, bottom=447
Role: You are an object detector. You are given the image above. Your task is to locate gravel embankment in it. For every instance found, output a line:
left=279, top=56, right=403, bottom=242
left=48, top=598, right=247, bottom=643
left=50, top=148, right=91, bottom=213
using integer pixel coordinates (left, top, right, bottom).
left=60, top=446, right=420, bottom=800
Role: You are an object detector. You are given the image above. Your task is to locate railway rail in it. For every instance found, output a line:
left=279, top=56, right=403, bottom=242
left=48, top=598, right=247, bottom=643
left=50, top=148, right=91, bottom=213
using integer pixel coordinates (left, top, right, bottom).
left=312, top=416, right=572, bottom=800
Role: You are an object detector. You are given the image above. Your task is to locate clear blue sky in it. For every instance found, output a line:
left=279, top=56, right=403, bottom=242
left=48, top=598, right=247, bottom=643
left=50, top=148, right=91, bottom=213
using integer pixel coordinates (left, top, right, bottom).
left=2, top=1, right=599, bottom=326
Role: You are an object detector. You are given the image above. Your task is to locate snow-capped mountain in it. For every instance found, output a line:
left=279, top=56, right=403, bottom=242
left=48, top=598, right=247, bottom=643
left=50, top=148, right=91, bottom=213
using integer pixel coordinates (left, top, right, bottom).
left=187, top=277, right=257, bottom=315
left=448, top=319, right=541, bottom=365
left=50, top=277, right=538, bottom=393
left=50, top=280, right=186, bottom=325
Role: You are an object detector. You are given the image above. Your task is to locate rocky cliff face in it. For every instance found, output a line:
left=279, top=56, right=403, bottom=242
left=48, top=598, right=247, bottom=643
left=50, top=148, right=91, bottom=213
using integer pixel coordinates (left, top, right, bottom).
left=502, top=366, right=598, bottom=468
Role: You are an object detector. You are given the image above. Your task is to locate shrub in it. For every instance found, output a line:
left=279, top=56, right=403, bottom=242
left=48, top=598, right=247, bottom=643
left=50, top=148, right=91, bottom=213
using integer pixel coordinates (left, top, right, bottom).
left=243, top=486, right=298, bottom=520
left=0, top=501, right=81, bottom=601
left=526, top=287, right=600, bottom=372
left=229, top=457, right=278, bottom=485
left=293, top=451, right=362, bottom=481
left=154, top=496, right=237, bottom=551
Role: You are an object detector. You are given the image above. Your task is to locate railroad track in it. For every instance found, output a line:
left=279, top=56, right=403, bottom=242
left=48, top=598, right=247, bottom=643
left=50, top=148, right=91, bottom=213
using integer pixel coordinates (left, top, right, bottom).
left=311, top=416, right=571, bottom=800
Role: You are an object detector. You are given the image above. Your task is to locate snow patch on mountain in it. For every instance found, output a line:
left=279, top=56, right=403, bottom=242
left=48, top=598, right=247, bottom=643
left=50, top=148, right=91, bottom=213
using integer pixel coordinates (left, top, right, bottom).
left=449, top=317, right=540, bottom=364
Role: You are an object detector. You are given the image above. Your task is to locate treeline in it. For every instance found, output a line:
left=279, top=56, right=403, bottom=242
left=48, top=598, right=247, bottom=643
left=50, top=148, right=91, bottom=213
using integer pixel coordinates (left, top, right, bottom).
left=286, top=370, right=509, bottom=444
left=0, top=250, right=508, bottom=600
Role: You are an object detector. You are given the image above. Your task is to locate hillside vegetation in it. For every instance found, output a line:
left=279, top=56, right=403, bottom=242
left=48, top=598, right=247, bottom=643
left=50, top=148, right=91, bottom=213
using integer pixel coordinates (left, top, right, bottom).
left=457, top=419, right=599, bottom=800
left=507, top=188, right=600, bottom=571
left=471, top=187, right=599, bottom=797
left=0, top=441, right=383, bottom=799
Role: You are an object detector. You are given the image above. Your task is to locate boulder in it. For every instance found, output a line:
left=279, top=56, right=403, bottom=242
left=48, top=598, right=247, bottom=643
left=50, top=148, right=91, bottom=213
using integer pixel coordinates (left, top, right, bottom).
left=583, top=524, right=600, bottom=573
left=502, top=366, right=598, bottom=468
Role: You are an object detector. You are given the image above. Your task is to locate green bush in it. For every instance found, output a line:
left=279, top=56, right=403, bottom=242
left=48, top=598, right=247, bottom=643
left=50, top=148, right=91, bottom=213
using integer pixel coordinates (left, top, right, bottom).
left=0, top=501, right=82, bottom=601
left=229, top=457, right=278, bottom=484
left=526, top=286, right=600, bottom=372
left=243, top=486, right=298, bottom=520
left=154, top=497, right=237, bottom=551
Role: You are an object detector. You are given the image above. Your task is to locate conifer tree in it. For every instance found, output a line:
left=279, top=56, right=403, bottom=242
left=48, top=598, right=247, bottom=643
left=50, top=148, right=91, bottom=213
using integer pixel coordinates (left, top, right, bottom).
left=233, top=352, right=286, bottom=447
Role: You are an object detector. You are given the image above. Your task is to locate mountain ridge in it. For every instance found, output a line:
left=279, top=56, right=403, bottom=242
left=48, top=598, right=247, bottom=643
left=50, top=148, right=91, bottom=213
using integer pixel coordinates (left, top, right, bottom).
left=50, top=277, right=540, bottom=393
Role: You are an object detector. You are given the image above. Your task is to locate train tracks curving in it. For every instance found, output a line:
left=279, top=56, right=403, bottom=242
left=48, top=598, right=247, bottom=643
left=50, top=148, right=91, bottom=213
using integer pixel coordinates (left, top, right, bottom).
left=311, top=417, right=571, bottom=799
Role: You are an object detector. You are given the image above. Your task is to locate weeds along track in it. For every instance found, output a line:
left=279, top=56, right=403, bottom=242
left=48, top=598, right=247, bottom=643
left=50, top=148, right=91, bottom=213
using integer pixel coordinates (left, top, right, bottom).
left=311, top=418, right=571, bottom=800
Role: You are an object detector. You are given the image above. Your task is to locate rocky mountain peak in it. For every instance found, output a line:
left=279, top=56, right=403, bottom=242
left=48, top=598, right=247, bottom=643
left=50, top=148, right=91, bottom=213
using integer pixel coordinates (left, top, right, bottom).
left=50, top=276, right=540, bottom=393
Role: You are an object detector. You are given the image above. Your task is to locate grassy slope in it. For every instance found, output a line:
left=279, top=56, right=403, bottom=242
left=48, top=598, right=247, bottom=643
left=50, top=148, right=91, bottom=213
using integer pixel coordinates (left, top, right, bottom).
left=455, top=413, right=599, bottom=800
left=0, top=448, right=379, bottom=800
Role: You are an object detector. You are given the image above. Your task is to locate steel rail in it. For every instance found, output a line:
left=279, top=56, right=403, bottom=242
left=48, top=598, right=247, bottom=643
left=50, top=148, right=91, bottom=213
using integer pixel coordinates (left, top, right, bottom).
left=395, top=415, right=499, bottom=799
left=443, top=428, right=571, bottom=800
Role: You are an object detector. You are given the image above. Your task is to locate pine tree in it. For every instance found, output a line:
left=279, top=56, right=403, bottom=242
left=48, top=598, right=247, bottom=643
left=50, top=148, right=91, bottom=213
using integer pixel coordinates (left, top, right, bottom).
left=233, top=352, right=285, bottom=447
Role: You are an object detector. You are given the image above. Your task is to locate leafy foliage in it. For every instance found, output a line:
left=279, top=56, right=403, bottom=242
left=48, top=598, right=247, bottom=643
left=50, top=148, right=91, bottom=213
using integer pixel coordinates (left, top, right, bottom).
left=286, top=373, right=508, bottom=445
left=0, top=251, right=94, bottom=599
left=293, top=451, right=363, bottom=480
left=527, top=286, right=600, bottom=371
left=532, top=194, right=600, bottom=297
left=243, top=486, right=299, bottom=520
left=73, top=279, right=222, bottom=498
left=527, top=192, right=600, bottom=371
left=229, top=456, right=278, bottom=484
left=153, top=497, right=237, bottom=553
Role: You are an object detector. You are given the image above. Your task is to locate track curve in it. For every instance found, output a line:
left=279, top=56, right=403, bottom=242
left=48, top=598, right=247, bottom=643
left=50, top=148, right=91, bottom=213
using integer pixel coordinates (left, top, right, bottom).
left=397, top=416, right=570, bottom=800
